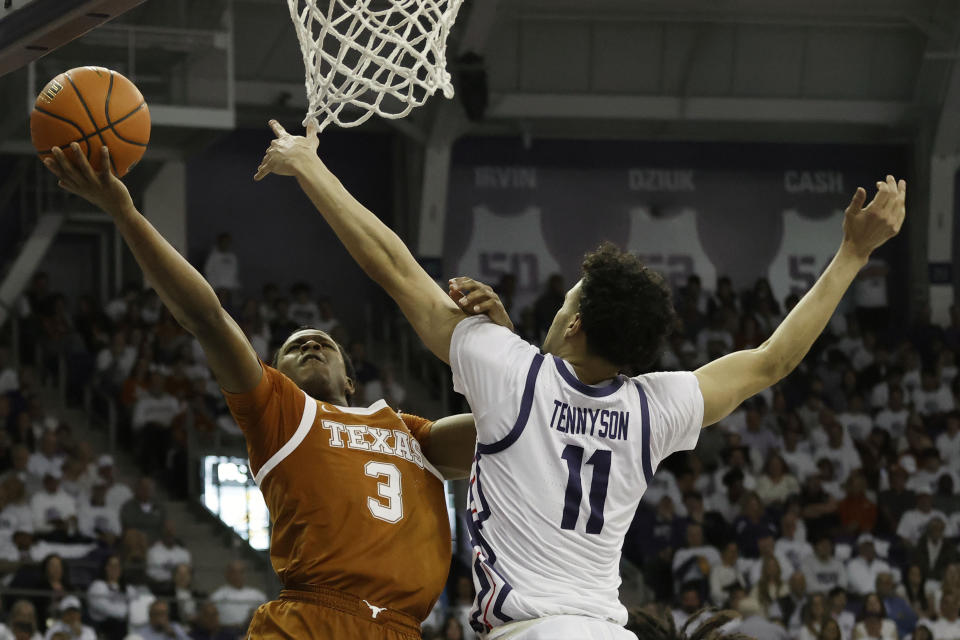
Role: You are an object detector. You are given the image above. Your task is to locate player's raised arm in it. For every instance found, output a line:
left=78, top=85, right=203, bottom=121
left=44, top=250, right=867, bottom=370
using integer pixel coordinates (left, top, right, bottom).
left=43, top=144, right=262, bottom=393
left=254, top=120, right=466, bottom=364
left=695, top=176, right=906, bottom=427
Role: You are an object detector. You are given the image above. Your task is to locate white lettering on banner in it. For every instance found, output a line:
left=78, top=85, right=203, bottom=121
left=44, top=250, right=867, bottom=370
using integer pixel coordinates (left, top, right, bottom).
left=474, top=166, right=538, bottom=189
left=628, top=169, right=696, bottom=192
left=784, top=171, right=844, bottom=194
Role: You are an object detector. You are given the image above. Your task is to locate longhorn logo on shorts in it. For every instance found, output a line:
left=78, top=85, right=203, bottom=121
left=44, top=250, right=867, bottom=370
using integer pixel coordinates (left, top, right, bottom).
left=363, top=600, right=386, bottom=619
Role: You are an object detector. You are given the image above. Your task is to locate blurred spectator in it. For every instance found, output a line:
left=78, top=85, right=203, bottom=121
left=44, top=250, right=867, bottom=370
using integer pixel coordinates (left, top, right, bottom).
left=131, top=374, right=181, bottom=472
left=827, top=588, right=855, bottom=640
left=78, top=483, right=121, bottom=539
left=87, top=554, right=132, bottom=640
left=120, top=478, right=166, bottom=541
left=847, top=535, right=892, bottom=597
left=797, top=592, right=827, bottom=640
left=189, top=601, right=232, bottom=640
left=776, top=510, right=813, bottom=574
left=133, top=600, right=189, bottom=640
left=913, top=368, right=954, bottom=417
left=803, top=537, right=848, bottom=595
left=347, top=341, right=379, bottom=386
left=874, top=388, right=909, bottom=439
left=96, top=334, right=137, bottom=393
left=361, top=365, right=406, bottom=408
left=709, top=542, right=746, bottom=606
left=208, top=560, right=265, bottom=632
left=911, top=517, right=957, bottom=581
left=26, top=432, right=63, bottom=481
left=819, top=617, right=843, bottom=640
left=146, top=522, right=191, bottom=585
left=29, top=470, right=76, bottom=535
left=49, top=596, right=96, bottom=640
left=877, top=571, right=918, bottom=639
left=1, top=477, right=35, bottom=534
left=4, top=599, right=41, bottom=640
left=936, top=412, right=960, bottom=466
left=446, top=575, right=473, bottom=639
left=838, top=471, right=878, bottom=535
left=670, top=583, right=703, bottom=630
left=166, top=564, right=199, bottom=626
left=735, top=596, right=788, bottom=640
left=286, top=283, right=320, bottom=327
left=878, top=465, right=914, bottom=535
left=854, top=258, right=889, bottom=333
left=96, top=456, right=133, bottom=514
left=750, top=555, right=787, bottom=619
left=756, top=453, right=800, bottom=507
left=202, top=234, right=240, bottom=296
left=439, top=615, right=465, bottom=640
left=671, top=523, right=719, bottom=594
left=903, top=564, right=934, bottom=620
left=0, top=347, right=19, bottom=394
left=897, top=490, right=947, bottom=547
left=11, top=554, right=71, bottom=622
left=853, top=593, right=898, bottom=640
left=923, top=590, right=960, bottom=640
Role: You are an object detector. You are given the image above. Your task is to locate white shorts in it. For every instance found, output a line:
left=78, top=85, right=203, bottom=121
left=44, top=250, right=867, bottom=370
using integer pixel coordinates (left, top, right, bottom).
left=485, top=615, right=637, bottom=640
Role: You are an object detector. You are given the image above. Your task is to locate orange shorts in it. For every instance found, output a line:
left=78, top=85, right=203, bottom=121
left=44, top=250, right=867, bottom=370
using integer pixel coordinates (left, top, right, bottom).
left=245, top=585, right=422, bottom=640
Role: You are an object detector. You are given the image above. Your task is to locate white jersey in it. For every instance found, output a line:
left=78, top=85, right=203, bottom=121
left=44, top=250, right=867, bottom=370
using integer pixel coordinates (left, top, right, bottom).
left=456, top=206, right=562, bottom=314
left=767, top=209, right=844, bottom=302
left=450, top=316, right=703, bottom=634
left=626, top=207, right=716, bottom=294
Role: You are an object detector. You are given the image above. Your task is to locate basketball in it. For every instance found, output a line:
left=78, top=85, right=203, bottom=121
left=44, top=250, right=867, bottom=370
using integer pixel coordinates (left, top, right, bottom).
left=30, top=66, right=150, bottom=177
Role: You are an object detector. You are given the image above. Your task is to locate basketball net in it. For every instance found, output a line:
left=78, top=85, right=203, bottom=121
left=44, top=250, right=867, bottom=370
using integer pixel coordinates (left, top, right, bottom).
left=287, top=0, right=465, bottom=130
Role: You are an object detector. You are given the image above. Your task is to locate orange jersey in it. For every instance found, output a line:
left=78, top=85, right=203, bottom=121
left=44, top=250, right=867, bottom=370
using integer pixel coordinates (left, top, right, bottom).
left=224, top=364, right=451, bottom=622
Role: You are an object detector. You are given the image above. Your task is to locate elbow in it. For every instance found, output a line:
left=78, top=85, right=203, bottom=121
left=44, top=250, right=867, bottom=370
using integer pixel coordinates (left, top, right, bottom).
left=756, top=342, right=797, bottom=385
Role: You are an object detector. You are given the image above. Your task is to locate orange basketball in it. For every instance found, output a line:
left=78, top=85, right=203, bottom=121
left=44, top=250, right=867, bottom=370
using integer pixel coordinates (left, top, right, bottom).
left=30, top=66, right=150, bottom=178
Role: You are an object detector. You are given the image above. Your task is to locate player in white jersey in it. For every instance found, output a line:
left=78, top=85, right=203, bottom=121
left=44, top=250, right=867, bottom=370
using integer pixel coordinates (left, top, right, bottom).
left=255, top=121, right=907, bottom=639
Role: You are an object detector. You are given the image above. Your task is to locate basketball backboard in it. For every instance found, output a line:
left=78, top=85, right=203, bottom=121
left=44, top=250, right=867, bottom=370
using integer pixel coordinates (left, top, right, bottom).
left=0, top=0, right=146, bottom=77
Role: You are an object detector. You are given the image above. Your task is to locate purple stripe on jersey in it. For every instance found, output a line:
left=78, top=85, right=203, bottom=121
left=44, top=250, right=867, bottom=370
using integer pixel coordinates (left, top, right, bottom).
left=476, top=353, right=545, bottom=454
left=470, top=557, right=492, bottom=633
left=491, top=579, right=514, bottom=624
left=633, top=381, right=654, bottom=485
left=552, top=355, right=625, bottom=397
left=466, top=456, right=498, bottom=564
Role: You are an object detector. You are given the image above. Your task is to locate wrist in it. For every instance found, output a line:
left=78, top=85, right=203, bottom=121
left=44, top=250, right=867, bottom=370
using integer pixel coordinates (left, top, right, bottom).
left=293, top=154, right=328, bottom=181
left=838, top=240, right=871, bottom=267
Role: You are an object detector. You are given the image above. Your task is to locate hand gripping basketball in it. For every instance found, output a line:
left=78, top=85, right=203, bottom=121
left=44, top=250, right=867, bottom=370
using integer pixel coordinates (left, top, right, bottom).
left=254, top=119, right=321, bottom=181
left=42, top=143, right=134, bottom=215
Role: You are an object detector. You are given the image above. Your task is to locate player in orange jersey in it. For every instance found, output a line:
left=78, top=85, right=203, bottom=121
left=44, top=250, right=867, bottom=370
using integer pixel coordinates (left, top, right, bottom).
left=42, top=143, right=513, bottom=639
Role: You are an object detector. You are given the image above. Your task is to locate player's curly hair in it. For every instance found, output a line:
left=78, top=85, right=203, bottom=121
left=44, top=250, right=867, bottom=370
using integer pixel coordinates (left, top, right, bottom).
left=627, top=607, right=753, bottom=640
left=579, top=242, right=678, bottom=368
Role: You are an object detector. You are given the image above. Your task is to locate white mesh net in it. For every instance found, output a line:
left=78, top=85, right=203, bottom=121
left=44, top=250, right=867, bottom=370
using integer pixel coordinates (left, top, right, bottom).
left=287, top=0, right=465, bottom=130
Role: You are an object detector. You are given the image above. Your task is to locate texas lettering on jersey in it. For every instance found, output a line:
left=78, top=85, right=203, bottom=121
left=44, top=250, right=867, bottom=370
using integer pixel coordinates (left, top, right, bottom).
left=320, top=419, right=427, bottom=469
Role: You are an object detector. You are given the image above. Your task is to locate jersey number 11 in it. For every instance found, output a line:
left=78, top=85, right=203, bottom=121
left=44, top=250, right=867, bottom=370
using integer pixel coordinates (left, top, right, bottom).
left=560, top=445, right=611, bottom=534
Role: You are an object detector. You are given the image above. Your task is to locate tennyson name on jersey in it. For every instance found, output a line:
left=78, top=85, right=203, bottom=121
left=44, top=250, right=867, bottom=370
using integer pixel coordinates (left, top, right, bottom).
left=321, top=420, right=426, bottom=469
left=550, top=401, right=630, bottom=441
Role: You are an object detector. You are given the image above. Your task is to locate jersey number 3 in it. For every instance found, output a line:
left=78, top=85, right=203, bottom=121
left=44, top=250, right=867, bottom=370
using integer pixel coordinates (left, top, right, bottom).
left=560, top=445, right=611, bottom=534
left=365, top=461, right=403, bottom=523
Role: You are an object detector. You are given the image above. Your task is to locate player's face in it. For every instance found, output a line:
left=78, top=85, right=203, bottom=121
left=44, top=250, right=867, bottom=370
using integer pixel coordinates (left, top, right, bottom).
left=541, top=280, right=583, bottom=355
left=276, top=329, right=355, bottom=404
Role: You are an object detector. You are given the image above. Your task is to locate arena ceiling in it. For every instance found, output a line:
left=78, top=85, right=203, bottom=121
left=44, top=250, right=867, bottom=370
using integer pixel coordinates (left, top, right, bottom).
left=1, top=0, right=960, bottom=152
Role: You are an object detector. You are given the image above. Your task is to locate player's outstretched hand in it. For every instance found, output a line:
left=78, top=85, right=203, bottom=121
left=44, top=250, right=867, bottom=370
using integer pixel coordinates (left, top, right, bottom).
left=42, top=144, right=133, bottom=215
left=842, top=175, right=906, bottom=259
left=254, top=119, right=321, bottom=181
left=448, top=277, right=514, bottom=332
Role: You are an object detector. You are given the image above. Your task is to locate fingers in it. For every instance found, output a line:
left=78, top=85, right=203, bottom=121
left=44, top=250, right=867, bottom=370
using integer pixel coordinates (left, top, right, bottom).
left=448, top=276, right=485, bottom=293
left=72, top=143, right=100, bottom=184
left=269, top=119, right=287, bottom=138
left=846, top=187, right=867, bottom=214
left=50, top=146, right=83, bottom=186
left=306, top=119, right=319, bottom=140
left=100, top=146, right=115, bottom=179
left=253, top=152, right=273, bottom=181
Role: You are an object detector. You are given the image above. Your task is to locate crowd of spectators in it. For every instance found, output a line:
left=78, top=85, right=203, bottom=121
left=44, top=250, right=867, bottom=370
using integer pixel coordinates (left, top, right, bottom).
left=12, top=229, right=956, bottom=640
